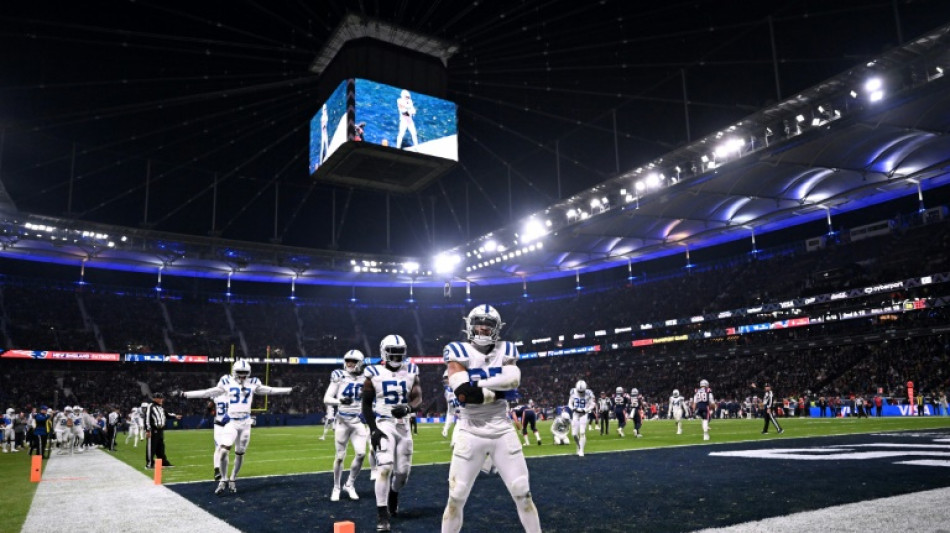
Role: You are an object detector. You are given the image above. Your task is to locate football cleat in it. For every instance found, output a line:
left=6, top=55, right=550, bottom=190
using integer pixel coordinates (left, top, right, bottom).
left=228, top=480, right=237, bottom=493
left=215, top=481, right=228, bottom=495
left=377, top=507, right=391, bottom=532
left=778, top=429, right=784, bottom=434
left=331, top=487, right=341, bottom=502
left=214, top=467, right=222, bottom=481
left=370, top=469, right=378, bottom=481
left=388, top=489, right=399, bottom=516
left=703, top=434, right=710, bottom=441
left=344, top=484, right=359, bottom=500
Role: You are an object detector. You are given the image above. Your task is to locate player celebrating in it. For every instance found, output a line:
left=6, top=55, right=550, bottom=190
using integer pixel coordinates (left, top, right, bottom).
left=668, top=389, right=687, bottom=435
left=551, top=410, right=571, bottom=445
left=179, top=360, right=294, bottom=494
left=569, top=380, right=595, bottom=456
left=323, top=349, right=369, bottom=502
left=442, top=305, right=541, bottom=533
left=125, top=405, right=143, bottom=447
left=442, top=370, right=461, bottom=441
left=693, top=379, right=715, bottom=441
left=361, top=335, right=421, bottom=533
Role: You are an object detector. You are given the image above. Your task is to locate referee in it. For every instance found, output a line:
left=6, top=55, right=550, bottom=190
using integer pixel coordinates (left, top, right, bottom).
left=761, top=384, right=784, bottom=434
left=144, top=392, right=181, bottom=469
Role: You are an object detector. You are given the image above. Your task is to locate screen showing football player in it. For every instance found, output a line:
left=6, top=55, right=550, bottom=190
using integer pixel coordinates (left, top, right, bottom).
left=178, top=360, right=293, bottom=494
left=323, top=349, right=369, bottom=502
left=361, top=335, right=421, bottom=533
left=569, top=380, right=595, bottom=456
left=441, top=305, right=542, bottom=533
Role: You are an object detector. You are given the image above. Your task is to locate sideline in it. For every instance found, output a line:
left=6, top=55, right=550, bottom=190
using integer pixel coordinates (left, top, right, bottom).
left=22, top=449, right=240, bottom=533
left=695, top=485, right=950, bottom=533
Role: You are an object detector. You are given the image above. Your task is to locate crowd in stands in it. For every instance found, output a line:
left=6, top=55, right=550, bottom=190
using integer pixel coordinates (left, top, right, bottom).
left=0, top=213, right=948, bottom=425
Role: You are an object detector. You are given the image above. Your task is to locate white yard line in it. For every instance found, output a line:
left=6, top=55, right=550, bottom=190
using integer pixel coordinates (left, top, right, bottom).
left=22, top=449, right=240, bottom=533
left=694, top=486, right=950, bottom=533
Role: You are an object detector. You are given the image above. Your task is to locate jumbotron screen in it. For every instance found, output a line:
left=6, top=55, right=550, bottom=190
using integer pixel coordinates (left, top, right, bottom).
left=308, top=79, right=457, bottom=174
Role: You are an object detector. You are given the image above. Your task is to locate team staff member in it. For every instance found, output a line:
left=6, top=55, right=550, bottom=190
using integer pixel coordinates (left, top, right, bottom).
left=761, top=384, right=784, bottom=434
left=30, top=406, right=51, bottom=458
left=144, top=392, right=181, bottom=469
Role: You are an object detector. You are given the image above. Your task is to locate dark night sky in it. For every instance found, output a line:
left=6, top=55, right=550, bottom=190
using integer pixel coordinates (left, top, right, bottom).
left=2, top=1, right=949, bottom=258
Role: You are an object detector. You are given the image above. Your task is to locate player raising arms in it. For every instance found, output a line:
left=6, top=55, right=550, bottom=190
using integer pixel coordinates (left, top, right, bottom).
left=569, top=380, right=595, bottom=456
left=323, top=349, right=369, bottom=502
left=693, top=379, right=715, bottom=441
left=442, top=305, right=541, bottom=533
left=362, top=335, right=421, bottom=533
left=178, top=360, right=294, bottom=494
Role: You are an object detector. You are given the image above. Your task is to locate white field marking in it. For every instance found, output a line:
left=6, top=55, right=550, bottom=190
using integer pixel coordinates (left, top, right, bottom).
left=23, top=448, right=239, bottom=533
left=710, top=448, right=950, bottom=461
left=894, top=459, right=950, bottom=467
left=693, top=486, right=950, bottom=533
left=831, top=443, right=950, bottom=449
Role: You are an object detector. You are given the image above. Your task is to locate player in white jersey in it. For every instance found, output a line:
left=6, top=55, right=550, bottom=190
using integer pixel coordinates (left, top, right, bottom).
left=442, top=370, right=461, bottom=441
left=323, top=349, right=369, bottom=502
left=179, top=360, right=293, bottom=494
left=125, top=407, right=143, bottom=447
left=209, top=391, right=231, bottom=482
left=1, top=409, right=14, bottom=452
left=568, top=380, right=596, bottom=456
left=551, top=410, right=571, bottom=445
left=320, top=404, right=336, bottom=441
left=138, top=403, right=149, bottom=441
left=52, top=407, right=70, bottom=453
left=668, top=389, right=687, bottom=435
left=69, top=406, right=85, bottom=453
left=692, top=379, right=715, bottom=441
left=442, top=305, right=541, bottom=533
left=361, top=334, right=421, bottom=533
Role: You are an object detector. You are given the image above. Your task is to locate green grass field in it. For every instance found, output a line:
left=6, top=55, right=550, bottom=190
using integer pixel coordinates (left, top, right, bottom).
left=4, top=416, right=950, bottom=532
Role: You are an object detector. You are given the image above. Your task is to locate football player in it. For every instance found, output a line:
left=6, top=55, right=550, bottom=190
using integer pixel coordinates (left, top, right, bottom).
left=569, top=380, right=595, bottom=456
left=668, top=389, right=687, bottom=435
left=323, top=349, right=369, bottom=502
left=361, top=334, right=421, bottom=533
left=53, top=407, right=70, bottom=454
left=210, top=390, right=231, bottom=483
left=613, top=387, right=630, bottom=437
left=512, top=400, right=542, bottom=446
left=1, top=408, right=14, bottom=452
left=693, top=379, right=715, bottom=441
left=629, top=388, right=644, bottom=438
left=551, top=410, right=571, bottom=445
left=442, top=370, right=461, bottom=442
left=125, top=405, right=142, bottom=447
left=179, top=360, right=294, bottom=494
left=320, top=404, right=337, bottom=441
left=442, top=305, right=541, bottom=533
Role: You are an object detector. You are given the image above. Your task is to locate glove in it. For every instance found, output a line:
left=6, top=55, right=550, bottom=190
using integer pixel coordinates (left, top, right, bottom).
left=370, top=428, right=387, bottom=451
left=391, top=404, right=411, bottom=418
left=339, top=397, right=354, bottom=406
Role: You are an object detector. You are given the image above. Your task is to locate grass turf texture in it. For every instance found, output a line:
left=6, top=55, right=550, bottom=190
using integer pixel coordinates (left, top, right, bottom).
left=3, top=416, right=950, bottom=532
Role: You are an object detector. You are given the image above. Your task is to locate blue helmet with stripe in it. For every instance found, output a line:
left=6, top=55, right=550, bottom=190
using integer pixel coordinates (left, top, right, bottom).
left=380, top=334, right=408, bottom=369
left=465, top=305, right=504, bottom=347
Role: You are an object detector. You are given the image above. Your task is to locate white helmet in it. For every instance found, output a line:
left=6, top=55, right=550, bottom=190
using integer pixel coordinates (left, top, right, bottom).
left=343, top=349, right=364, bottom=375
left=64, top=406, right=73, bottom=413
left=560, top=410, right=571, bottom=420
left=672, top=389, right=680, bottom=398
left=576, top=380, right=587, bottom=393
left=631, top=388, right=639, bottom=397
left=400, top=89, right=411, bottom=98
left=700, top=379, right=709, bottom=388
left=616, top=387, right=624, bottom=394
left=232, top=360, right=252, bottom=384
left=380, top=334, right=408, bottom=369
left=140, top=403, right=149, bottom=409
left=74, top=406, right=83, bottom=413
left=5, top=408, right=13, bottom=416
left=465, top=305, right=504, bottom=347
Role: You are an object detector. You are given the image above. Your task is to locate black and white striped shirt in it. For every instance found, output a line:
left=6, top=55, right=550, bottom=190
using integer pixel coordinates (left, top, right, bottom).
left=144, top=403, right=175, bottom=432
left=763, top=390, right=775, bottom=409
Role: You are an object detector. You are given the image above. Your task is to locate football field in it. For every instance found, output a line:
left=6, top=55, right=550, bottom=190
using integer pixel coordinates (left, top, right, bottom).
left=5, top=416, right=950, bottom=532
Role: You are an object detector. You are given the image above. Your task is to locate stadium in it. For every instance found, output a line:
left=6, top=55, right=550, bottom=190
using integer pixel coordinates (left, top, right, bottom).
left=2, top=2, right=950, bottom=532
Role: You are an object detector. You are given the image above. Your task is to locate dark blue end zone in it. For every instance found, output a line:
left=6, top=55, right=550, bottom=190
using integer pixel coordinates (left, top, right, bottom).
left=168, top=430, right=950, bottom=532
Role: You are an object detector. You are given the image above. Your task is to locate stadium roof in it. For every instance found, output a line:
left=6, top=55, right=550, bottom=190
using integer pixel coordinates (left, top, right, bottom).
left=2, top=2, right=950, bottom=288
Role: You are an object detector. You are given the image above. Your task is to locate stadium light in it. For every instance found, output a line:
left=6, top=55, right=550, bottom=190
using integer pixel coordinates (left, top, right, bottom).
left=433, top=252, right=461, bottom=274
left=484, top=239, right=497, bottom=252
left=402, top=261, right=420, bottom=273
left=521, top=217, right=547, bottom=243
